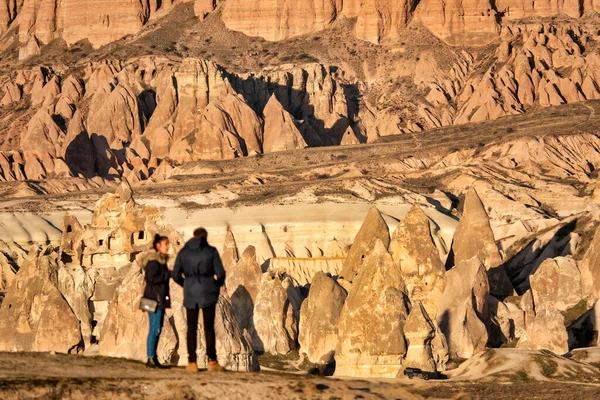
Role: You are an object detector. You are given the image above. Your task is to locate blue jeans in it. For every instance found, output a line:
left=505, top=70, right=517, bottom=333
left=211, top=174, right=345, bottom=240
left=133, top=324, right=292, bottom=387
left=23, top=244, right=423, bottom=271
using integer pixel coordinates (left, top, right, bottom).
left=147, top=309, right=164, bottom=359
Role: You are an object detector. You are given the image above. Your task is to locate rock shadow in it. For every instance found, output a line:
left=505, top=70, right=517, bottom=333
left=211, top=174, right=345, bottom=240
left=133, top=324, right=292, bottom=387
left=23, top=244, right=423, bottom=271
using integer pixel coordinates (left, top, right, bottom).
left=230, top=285, right=263, bottom=353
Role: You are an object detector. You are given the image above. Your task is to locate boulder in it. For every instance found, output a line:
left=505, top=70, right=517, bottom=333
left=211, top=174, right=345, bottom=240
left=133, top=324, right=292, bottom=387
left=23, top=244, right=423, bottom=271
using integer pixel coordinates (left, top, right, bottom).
left=298, top=272, right=347, bottom=365
left=389, top=205, right=446, bottom=317
left=516, top=308, right=569, bottom=355
left=335, top=240, right=409, bottom=378
left=450, top=187, right=513, bottom=297
left=436, top=256, right=489, bottom=359
left=0, top=247, right=82, bottom=353
left=340, top=206, right=390, bottom=282
left=253, top=272, right=298, bottom=354
left=488, top=295, right=518, bottom=343
left=530, top=257, right=583, bottom=312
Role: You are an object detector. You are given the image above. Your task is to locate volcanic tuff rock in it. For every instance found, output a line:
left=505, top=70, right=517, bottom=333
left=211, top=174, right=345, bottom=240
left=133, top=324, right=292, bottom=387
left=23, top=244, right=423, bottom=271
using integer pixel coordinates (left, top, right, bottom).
left=298, top=272, right=347, bottom=365
left=389, top=205, right=446, bottom=318
left=335, top=240, right=409, bottom=378
left=403, top=302, right=437, bottom=372
left=415, top=0, right=499, bottom=46
left=98, top=259, right=177, bottom=362
left=171, top=291, right=259, bottom=371
left=0, top=246, right=82, bottom=353
left=12, top=0, right=196, bottom=59
left=0, top=57, right=367, bottom=184
left=580, top=224, right=600, bottom=303
left=221, top=230, right=239, bottom=274
left=225, top=246, right=262, bottom=334
left=516, top=308, right=569, bottom=355
left=0, top=252, right=16, bottom=291
left=252, top=272, right=298, bottom=355
left=530, top=257, right=583, bottom=313
left=57, top=262, right=94, bottom=348
left=7, top=0, right=600, bottom=61
left=450, top=188, right=514, bottom=297
left=516, top=257, right=577, bottom=354
left=268, top=257, right=344, bottom=287
left=262, top=95, right=308, bottom=153
left=436, top=257, right=490, bottom=359
left=221, top=0, right=339, bottom=42
left=218, top=0, right=541, bottom=46
left=339, top=206, right=390, bottom=282
left=4, top=23, right=600, bottom=191
left=504, top=218, right=581, bottom=294
left=41, top=184, right=259, bottom=370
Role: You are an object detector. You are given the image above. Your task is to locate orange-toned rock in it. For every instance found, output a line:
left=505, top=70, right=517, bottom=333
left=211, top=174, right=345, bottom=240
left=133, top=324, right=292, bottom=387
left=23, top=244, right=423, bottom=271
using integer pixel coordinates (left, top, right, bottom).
left=194, top=0, right=216, bottom=19
left=353, top=0, right=416, bottom=44
left=389, top=206, right=446, bottom=318
left=262, top=95, right=307, bottom=153
left=450, top=187, right=514, bottom=297
left=339, top=206, right=390, bottom=283
left=1, top=82, right=22, bottom=106
left=22, top=110, right=63, bottom=157
left=87, top=84, right=143, bottom=149
left=416, top=0, right=499, bottom=45
left=336, top=240, right=409, bottom=378
left=190, top=102, right=244, bottom=160
left=222, top=0, right=338, bottom=42
left=0, top=247, right=82, bottom=353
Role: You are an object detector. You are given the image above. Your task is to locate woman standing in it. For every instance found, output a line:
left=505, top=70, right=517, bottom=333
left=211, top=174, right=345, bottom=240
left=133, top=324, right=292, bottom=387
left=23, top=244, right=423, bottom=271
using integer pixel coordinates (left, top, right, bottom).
left=144, top=234, right=172, bottom=369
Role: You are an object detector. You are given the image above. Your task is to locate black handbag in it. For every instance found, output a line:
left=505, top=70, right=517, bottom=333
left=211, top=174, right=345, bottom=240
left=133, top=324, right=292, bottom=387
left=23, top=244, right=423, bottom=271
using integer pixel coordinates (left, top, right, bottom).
left=139, top=297, right=158, bottom=313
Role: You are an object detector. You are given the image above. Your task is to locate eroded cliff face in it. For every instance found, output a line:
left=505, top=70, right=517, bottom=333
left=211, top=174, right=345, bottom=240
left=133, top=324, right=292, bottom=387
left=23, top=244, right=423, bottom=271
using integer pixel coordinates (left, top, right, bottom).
left=8, top=0, right=197, bottom=58
left=218, top=0, right=600, bottom=46
left=4, top=0, right=600, bottom=59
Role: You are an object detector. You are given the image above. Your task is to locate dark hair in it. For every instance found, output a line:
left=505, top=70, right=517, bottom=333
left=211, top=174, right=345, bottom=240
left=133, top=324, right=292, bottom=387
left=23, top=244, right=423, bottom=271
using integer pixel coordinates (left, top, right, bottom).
left=153, top=234, right=169, bottom=250
left=193, top=228, right=208, bottom=239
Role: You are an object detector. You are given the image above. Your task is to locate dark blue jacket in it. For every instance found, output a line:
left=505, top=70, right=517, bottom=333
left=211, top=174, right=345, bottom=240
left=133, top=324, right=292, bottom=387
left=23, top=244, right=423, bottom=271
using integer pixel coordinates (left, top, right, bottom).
left=172, top=237, right=226, bottom=309
left=143, top=252, right=171, bottom=309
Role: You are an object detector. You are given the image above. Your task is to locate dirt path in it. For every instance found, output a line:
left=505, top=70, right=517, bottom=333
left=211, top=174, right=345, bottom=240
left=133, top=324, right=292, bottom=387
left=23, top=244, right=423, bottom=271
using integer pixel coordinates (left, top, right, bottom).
left=2, top=353, right=600, bottom=399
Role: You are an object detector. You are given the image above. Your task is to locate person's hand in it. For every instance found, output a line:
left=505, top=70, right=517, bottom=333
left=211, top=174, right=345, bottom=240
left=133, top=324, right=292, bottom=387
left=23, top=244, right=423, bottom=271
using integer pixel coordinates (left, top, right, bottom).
left=213, top=274, right=218, bottom=280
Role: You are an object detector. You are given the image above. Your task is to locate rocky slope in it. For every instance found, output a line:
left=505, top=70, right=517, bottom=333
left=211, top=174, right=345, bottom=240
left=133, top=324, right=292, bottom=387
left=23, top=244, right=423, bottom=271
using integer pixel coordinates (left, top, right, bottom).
left=1, top=2, right=600, bottom=192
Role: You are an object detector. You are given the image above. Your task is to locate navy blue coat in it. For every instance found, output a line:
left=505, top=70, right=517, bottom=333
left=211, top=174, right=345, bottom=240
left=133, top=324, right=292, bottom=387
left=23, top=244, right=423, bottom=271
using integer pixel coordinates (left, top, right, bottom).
left=172, top=238, right=226, bottom=309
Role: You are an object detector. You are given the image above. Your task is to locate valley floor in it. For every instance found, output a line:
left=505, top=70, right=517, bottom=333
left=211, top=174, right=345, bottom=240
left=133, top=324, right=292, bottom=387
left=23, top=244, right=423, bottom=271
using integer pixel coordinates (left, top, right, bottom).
left=1, top=353, right=600, bottom=400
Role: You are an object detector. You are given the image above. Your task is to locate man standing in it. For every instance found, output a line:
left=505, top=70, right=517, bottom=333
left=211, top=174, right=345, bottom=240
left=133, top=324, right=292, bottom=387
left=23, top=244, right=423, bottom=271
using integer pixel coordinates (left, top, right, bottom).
left=173, top=228, right=226, bottom=372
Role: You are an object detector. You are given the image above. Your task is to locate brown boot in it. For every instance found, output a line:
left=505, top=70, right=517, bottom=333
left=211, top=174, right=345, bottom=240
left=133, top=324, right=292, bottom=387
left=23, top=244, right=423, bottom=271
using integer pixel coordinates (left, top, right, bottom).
left=207, top=361, right=224, bottom=372
left=186, top=362, right=198, bottom=372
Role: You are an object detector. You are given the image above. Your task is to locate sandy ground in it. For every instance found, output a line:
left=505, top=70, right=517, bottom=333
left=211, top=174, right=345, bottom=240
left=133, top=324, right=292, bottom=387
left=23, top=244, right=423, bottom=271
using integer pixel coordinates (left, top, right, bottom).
left=2, top=353, right=600, bottom=399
